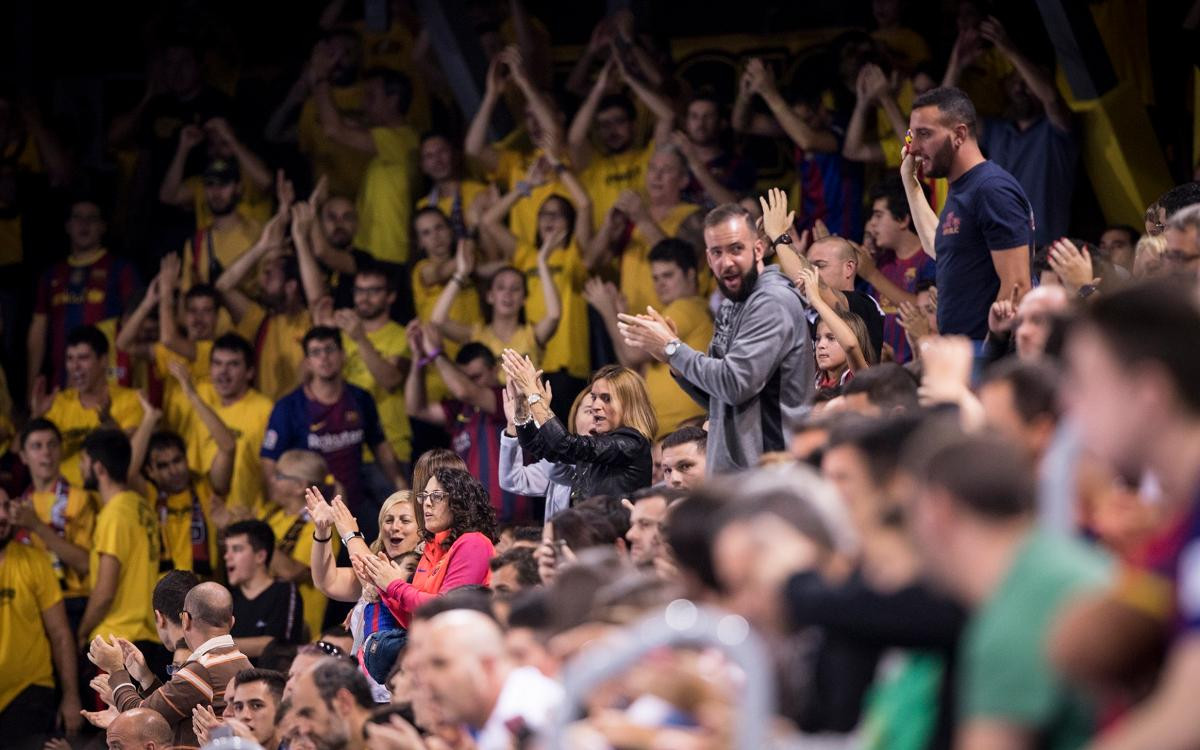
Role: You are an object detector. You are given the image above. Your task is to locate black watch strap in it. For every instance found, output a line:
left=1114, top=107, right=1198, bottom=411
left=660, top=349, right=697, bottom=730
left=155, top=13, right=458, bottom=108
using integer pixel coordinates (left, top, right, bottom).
left=771, top=232, right=794, bottom=248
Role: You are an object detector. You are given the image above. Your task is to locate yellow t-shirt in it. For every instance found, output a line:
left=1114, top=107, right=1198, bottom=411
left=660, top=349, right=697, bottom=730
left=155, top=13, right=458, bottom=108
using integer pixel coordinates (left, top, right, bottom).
left=182, top=381, right=273, bottom=513
left=411, top=260, right=483, bottom=403
left=180, top=216, right=265, bottom=290
left=646, top=296, right=713, bottom=438
left=299, top=85, right=372, bottom=198
left=154, top=340, right=214, bottom=434
left=354, top=125, right=420, bottom=264
left=0, top=214, right=22, bottom=266
left=416, top=180, right=488, bottom=222
left=581, top=144, right=654, bottom=228
left=186, top=174, right=273, bottom=228
left=0, top=544, right=62, bottom=712
left=621, top=204, right=703, bottom=319
left=26, top=481, right=96, bottom=598
left=237, top=305, right=312, bottom=402
left=356, top=20, right=434, bottom=133
left=45, top=386, right=145, bottom=488
left=343, top=322, right=413, bottom=463
left=495, top=148, right=572, bottom=249
left=263, top=506, right=333, bottom=642
left=89, top=490, right=159, bottom=642
left=469, top=321, right=541, bottom=373
left=149, top=475, right=219, bottom=576
left=512, top=242, right=589, bottom=379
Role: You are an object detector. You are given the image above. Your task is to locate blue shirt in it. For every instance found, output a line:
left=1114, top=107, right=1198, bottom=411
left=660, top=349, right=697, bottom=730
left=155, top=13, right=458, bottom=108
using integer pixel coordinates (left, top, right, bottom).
left=981, top=116, right=1076, bottom=247
left=935, top=160, right=1034, bottom=340
left=261, top=383, right=385, bottom=512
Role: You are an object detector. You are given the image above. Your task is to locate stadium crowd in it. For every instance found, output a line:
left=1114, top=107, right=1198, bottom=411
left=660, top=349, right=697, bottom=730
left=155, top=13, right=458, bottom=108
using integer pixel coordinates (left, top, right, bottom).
left=1, top=0, right=1199, bottom=749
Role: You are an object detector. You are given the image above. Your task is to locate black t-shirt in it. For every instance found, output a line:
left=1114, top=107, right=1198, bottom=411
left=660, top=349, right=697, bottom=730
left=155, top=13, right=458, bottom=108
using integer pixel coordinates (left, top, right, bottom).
left=845, top=290, right=885, bottom=361
left=934, top=160, right=1034, bottom=340
left=231, top=580, right=305, bottom=644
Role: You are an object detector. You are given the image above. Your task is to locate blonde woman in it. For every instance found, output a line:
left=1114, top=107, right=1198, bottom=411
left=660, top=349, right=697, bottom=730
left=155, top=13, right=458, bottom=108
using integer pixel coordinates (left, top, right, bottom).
left=502, top=355, right=657, bottom=502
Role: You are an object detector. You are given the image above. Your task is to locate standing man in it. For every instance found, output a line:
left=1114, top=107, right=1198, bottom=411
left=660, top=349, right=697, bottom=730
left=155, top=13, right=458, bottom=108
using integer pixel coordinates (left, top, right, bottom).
left=901, top=86, right=1033, bottom=342
left=28, top=199, right=140, bottom=393
left=261, top=327, right=403, bottom=543
left=0, top=489, right=82, bottom=747
left=619, top=202, right=813, bottom=473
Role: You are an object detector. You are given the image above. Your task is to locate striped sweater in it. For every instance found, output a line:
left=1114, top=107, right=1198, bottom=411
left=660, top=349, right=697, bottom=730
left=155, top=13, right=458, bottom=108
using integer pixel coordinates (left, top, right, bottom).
left=111, top=634, right=251, bottom=749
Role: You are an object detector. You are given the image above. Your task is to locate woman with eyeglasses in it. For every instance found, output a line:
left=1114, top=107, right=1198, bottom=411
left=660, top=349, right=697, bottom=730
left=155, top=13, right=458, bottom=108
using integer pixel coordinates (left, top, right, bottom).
left=358, top=467, right=497, bottom=626
left=502, top=352, right=656, bottom=503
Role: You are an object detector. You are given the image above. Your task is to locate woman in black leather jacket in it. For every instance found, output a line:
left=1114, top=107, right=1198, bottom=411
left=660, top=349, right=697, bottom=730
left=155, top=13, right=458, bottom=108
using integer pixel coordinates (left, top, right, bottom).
left=501, top=350, right=656, bottom=503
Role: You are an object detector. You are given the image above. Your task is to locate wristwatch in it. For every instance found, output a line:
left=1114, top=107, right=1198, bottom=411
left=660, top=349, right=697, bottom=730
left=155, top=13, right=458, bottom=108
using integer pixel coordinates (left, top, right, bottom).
left=341, top=530, right=365, bottom=546
left=527, top=393, right=543, bottom=405
left=665, top=339, right=682, bottom=357
left=770, top=233, right=794, bottom=249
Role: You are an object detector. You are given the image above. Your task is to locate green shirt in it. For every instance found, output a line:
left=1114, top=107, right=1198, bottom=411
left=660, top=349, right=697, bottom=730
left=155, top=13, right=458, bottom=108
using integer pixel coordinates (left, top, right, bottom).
left=960, top=528, right=1111, bottom=750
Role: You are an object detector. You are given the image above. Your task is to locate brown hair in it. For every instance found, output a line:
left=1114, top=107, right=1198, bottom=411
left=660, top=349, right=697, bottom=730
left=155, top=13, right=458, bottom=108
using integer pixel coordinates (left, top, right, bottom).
left=410, top=449, right=467, bottom=534
left=590, top=365, right=657, bottom=441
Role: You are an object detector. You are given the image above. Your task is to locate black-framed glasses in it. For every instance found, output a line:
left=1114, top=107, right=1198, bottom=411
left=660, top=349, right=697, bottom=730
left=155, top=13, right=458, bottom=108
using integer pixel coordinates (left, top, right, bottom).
left=415, top=491, right=449, bottom=506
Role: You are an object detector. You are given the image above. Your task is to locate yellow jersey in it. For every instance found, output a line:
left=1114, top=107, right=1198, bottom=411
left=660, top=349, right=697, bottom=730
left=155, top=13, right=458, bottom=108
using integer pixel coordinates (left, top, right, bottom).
left=342, top=321, right=413, bottom=462
left=45, top=386, right=145, bottom=488
left=512, top=242, right=589, bottom=379
left=179, top=215, right=264, bottom=290
left=263, top=505, right=334, bottom=642
left=23, top=479, right=95, bottom=598
left=89, top=490, right=159, bottom=642
left=581, top=144, right=653, bottom=228
left=149, top=475, right=219, bottom=577
left=237, top=305, right=312, bottom=402
left=299, top=84, right=372, bottom=198
left=354, top=125, right=420, bottom=265
left=495, top=147, right=572, bottom=249
left=621, top=203, right=703, bottom=318
left=0, top=544, right=62, bottom=712
left=469, top=321, right=541, bottom=375
left=183, top=381, right=273, bottom=513
left=411, top=260, right=483, bottom=403
left=186, top=174, right=273, bottom=228
left=154, top=340, right=214, bottom=434
left=646, top=296, right=713, bottom=437
left=416, top=180, right=488, bottom=224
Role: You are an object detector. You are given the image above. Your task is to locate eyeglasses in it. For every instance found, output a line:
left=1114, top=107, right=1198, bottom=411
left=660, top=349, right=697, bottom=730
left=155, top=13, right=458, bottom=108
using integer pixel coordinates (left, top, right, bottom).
left=416, top=491, right=449, bottom=506
left=274, top=471, right=308, bottom=484
left=353, top=285, right=388, bottom=296
left=166, top=663, right=182, bottom=676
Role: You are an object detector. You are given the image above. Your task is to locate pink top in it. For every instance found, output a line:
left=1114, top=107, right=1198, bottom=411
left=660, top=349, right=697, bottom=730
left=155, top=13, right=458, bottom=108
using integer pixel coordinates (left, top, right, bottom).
left=381, top=531, right=494, bottom=627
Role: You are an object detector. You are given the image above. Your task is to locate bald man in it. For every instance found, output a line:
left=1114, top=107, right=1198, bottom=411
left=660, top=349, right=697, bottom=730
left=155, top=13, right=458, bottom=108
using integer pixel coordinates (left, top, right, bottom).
left=806, top=236, right=885, bottom=358
left=984, top=283, right=1070, bottom=363
left=106, top=707, right=172, bottom=750
left=98, top=582, right=252, bottom=747
left=423, top=610, right=563, bottom=750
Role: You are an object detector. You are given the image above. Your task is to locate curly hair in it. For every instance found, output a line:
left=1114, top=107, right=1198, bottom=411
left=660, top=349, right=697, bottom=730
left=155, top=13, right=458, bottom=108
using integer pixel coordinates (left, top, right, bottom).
left=422, top=467, right=497, bottom=549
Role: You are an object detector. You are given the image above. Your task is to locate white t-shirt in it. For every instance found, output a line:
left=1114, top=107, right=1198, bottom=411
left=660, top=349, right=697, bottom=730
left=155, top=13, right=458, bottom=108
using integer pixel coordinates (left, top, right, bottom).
left=475, top=666, right=564, bottom=750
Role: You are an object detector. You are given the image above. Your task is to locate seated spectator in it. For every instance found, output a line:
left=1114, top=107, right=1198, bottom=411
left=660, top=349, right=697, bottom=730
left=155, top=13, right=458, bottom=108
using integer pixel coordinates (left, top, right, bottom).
left=28, top=199, right=139, bottom=392
left=432, top=238, right=560, bottom=373
left=840, top=362, right=920, bottom=416
left=225, top=668, right=286, bottom=750
left=587, top=238, right=714, bottom=438
left=910, top=433, right=1110, bottom=749
left=1097, top=225, right=1138, bottom=272
left=225, top=520, right=304, bottom=659
left=489, top=547, right=540, bottom=597
left=360, top=468, right=497, bottom=628
left=659, top=426, right=708, bottom=490
left=623, top=486, right=684, bottom=570
left=37, top=325, right=145, bottom=488
left=288, top=657, right=376, bottom=750
left=978, top=358, right=1060, bottom=465
left=984, top=283, right=1070, bottom=363
left=102, top=708, right=172, bottom=750
left=505, top=357, right=655, bottom=503
left=98, top=582, right=252, bottom=747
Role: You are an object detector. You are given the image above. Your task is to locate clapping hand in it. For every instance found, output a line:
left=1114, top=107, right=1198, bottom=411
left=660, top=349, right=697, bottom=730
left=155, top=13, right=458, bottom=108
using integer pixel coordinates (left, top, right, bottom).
left=192, top=704, right=223, bottom=746
left=899, top=300, right=932, bottom=343
left=360, top=551, right=411, bottom=589
left=500, top=350, right=545, bottom=398
left=616, top=307, right=677, bottom=362
left=329, top=496, right=362, bottom=541
left=88, top=634, right=126, bottom=674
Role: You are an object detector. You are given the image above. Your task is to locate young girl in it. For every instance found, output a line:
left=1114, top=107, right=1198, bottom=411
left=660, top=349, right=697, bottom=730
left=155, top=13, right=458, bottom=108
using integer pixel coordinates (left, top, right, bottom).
left=798, top=267, right=875, bottom=389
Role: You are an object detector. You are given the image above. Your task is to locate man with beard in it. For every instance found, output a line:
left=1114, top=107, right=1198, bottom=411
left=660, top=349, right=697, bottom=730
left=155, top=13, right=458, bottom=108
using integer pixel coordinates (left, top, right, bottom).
left=289, top=657, right=375, bottom=750
left=618, top=202, right=813, bottom=473
left=336, top=262, right=413, bottom=481
left=39, top=326, right=144, bottom=488
left=159, top=116, right=274, bottom=229
left=945, top=15, right=1074, bottom=247
left=75, top=430, right=160, bottom=658
left=261, top=326, right=404, bottom=542
left=902, top=86, right=1033, bottom=342
left=177, top=334, right=273, bottom=513
left=177, top=158, right=265, bottom=290
left=310, top=195, right=371, bottom=310
left=0, top=489, right=82, bottom=747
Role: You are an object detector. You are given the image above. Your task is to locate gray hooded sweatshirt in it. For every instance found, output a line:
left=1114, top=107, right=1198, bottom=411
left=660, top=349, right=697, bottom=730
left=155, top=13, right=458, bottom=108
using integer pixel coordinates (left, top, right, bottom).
left=669, top=266, right=814, bottom=473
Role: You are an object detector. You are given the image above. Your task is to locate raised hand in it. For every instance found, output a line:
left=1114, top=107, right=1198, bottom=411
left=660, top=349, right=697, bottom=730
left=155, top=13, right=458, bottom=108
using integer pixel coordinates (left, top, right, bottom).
left=333, top=308, right=366, bottom=342
left=918, top=335, right=975, bottom=405
left=160, top=252, right=182, bottom=287
left=404, top=319, right=426, bottom=360
left=419, top=321, right=444, bottom=354
left=1048, top=238, right=1098, bottom=294
left=851, top=240, right=878, bottom=279
left=275, top=168, right=295, bottom=213
left=500, top=350, right=543, bottom=397
left=743, top=57, right=774, bottom=97
left=308, top=174, right=329, bottom=208
left=525, top=155, right=552, bottom=188
left=290, top=201, right=316, bottom=239
left=987, top=283, right=1020, bottom=335
left=758, top=187, right=795, bottom=242
left=501, top=379, right=521, bottom=428
left=361, top=550, right=410, bottom=589
left=497, top=45, right=526, bottom=83
left=179, top=124, right=205, bottom=150
left=304, top=486, right=336, bottom=536
left=812, top=218, right=830, bottom=242
left=613, top=189, right=646, bottom=223
left=484, top=54, right=510, bottom=96
left=136, top=390, right=162, bottom=427
left=30, top=375, right=59, bottom=416
left=857, top=63, right=889, bottom=102
left=900, top=142, right=920, bottom=188
left=192, top=704, right=222, bottom=747
left=166, top=359, right=195, bottom=393
left=978, top=15, right=1013, bottom=54
left=582, top=277, right=617, bottom=315
left=539, top=227, right=567, bottom=258
left=796, top=266, right=821, bottom=303
left=90, top=673, right=114, bottom=707
left=81, top=707, right=118, bottom=730
left=329, top=496, right=361, bottom=539
left=454, top=238, right=476, bottom=278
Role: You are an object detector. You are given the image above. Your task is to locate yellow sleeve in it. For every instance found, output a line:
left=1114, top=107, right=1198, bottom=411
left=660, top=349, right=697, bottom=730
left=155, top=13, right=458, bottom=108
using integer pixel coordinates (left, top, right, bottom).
left=29, top=549, right=63, bottom=611
left=109, top=389, right=145, bottom=431
left=370, top=126, right=417, bottom=163
left=236, top=302, right=268, bottom=343
left=93, top=505, right=131, bottom=558
left=66, top=489, right=96, bottom=550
